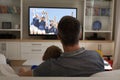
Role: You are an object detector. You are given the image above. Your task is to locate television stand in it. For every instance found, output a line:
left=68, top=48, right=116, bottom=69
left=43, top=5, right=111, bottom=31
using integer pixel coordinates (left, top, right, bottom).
left=43, top=36, right=58, bottom=40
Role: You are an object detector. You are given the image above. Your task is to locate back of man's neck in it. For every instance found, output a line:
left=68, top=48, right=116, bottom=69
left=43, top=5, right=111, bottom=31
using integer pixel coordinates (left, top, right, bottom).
left=63, top=44, right=80, bottom=53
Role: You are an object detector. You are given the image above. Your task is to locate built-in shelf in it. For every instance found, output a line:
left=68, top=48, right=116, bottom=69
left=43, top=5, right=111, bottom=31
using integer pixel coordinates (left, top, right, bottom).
left=0, top=0, right=114, bottom=40
left=84, top=0, right=114, bottom=40
left=0, top=0, right=21, bottom=39
left=0, top=29, right=21, bottom=31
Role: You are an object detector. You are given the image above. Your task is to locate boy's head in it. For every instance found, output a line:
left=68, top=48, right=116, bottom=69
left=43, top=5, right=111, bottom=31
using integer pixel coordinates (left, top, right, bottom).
left=42, top=45, right=62, bottom=61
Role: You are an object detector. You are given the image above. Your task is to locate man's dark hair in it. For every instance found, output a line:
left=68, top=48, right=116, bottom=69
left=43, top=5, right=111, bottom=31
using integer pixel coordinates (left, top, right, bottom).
left=58, top=16, right=80, bottom=46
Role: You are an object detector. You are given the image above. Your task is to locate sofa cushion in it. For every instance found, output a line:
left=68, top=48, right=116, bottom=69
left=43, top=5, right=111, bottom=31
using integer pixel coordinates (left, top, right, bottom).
left=0, top=54, right=6, bottom=64
left=0, top=64, right=18, bottom=77
left=91, top=70, right=120, bottom=77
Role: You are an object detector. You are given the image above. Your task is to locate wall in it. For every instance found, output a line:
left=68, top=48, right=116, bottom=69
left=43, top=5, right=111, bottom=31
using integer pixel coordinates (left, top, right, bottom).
left=112, top=0, right=120, bottom=69
left=22, top=0, right=84, bottom=39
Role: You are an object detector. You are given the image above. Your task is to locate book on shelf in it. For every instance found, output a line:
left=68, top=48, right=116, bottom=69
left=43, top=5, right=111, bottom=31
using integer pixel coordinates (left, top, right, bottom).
left=86, top=7, right=93, bottom=16
left=93, top=7, right=101, bottom=16
left=0, top=5, right=20, bottom=14
left=0, top=5, right=7, bottom=13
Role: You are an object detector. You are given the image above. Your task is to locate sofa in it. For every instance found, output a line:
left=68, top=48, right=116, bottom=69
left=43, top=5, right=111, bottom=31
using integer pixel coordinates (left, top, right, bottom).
left=0, top=60, right=120, bottom=77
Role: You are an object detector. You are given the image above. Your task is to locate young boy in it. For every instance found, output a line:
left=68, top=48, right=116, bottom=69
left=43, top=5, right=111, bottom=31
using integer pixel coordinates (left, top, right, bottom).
left=31, top=45, right=62, bottom=69
left=19, top=45, right=62, bottom=76
left=42, top=45, right=62, bottom=61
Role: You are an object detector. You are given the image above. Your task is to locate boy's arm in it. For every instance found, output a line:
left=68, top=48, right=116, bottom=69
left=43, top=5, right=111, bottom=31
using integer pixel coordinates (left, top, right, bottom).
left=18, top=68, right=33, bottom=76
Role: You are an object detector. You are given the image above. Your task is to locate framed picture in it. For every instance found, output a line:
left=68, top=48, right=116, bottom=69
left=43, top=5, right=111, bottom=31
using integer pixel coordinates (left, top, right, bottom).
left=2, top=22, right=12, bottom=29
left=101, top=8, right=110, bottom=16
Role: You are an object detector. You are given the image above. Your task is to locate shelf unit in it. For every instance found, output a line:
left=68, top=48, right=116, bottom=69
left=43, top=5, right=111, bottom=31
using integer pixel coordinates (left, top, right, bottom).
left=83, top=0, right=114, bottom=40
left=0, top=0, right=22, bottom=39
left=0, top=0, right=115, bottom=60
left=0, top=29, right=21, bottom=31
left=0, top=0, right=115, bottom=41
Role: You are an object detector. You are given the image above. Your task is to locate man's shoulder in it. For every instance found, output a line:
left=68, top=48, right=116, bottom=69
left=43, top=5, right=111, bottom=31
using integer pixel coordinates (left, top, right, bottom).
left=40, top=60, right=52, bottom=65
left=82, top=49, right=102, bottom=59
left=84, top=50, right=99, bottom=55
left=40, top=59, right=57, bottom=67
left=33, top=60, right=53, bottom=76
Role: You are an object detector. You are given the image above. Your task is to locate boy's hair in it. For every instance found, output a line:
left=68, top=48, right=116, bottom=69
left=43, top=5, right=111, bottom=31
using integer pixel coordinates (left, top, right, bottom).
left=58, top=16, right=80, bottom=46
left=42, top=45, right=62, bottom=61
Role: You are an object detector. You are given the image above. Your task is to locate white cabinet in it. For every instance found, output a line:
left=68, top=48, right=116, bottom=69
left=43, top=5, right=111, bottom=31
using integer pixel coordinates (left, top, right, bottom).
left=0, top=42, right=6, bottom=56
left=85, top=42, right=98, bottom=50
left=20, top=41, right=114, bottom=60
left=21, top=41, right=62, bottom=60
left=85, top=42, right=114, bottom=56
left=100, top=42, right=114, bottom=55
left=0, top=40, right=115, bottom=60
left=0, top=42, right=21, bottom=60
left=21, top=42, right=43, bottom=60
left=6, top=42, right=21, bottom=60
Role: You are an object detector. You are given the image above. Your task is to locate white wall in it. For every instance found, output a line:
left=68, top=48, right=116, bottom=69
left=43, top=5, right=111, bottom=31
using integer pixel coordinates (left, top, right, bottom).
left=113, top=0, right=120, bottom=69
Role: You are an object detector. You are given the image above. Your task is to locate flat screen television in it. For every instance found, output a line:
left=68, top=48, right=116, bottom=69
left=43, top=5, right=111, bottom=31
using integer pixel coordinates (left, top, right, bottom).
left=28, top=7, right=77, bottom=37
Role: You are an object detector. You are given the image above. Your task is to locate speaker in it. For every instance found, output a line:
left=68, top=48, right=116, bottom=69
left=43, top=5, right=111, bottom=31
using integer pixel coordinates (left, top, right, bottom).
left=0, top=33, right=16, bottom=39
left=2, top=22, right=12, bottom=29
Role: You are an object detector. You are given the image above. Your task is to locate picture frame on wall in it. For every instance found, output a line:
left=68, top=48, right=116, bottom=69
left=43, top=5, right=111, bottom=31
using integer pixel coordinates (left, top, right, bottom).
left=101, top=8, right=110, bottom=16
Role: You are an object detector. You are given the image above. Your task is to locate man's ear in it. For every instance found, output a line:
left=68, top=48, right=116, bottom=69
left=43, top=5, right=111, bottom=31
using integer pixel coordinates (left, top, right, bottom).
left=57, top=34, right=62, bottom=44
left=79, top=31, right=82, bottom=39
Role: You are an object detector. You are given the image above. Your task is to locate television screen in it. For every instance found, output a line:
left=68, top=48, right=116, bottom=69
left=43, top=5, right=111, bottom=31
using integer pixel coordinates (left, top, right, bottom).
left=29, top=7, right=77, bottom=35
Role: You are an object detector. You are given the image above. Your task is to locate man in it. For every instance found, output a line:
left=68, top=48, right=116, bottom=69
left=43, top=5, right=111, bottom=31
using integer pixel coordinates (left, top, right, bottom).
left=38, top=16, right=46, bottom=34
left=19, top=16, right=104, bottom=77
left=47, top=20, right=57, bottom=34
left=30, top=14, right=39, bottom=34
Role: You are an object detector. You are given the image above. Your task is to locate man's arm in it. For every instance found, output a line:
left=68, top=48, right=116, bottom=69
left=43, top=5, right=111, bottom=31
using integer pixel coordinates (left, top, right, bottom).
left=33, top=61, right=51, bottom=76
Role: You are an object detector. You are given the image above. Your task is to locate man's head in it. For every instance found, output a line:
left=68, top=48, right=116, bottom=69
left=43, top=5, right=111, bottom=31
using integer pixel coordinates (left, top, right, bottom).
left=49, top=20, right=54, bottom=26
left=41, top=16, right=45, bottom=21
left=58, top=16, right=80, bottom=46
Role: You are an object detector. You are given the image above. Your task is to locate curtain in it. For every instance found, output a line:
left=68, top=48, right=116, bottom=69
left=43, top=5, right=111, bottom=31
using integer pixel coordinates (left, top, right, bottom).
left=112, top=0, right=120, bottom=69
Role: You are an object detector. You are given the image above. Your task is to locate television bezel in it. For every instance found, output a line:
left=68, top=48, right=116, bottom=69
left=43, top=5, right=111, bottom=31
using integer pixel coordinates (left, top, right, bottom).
left=28, top=6, right=77, bottom=37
